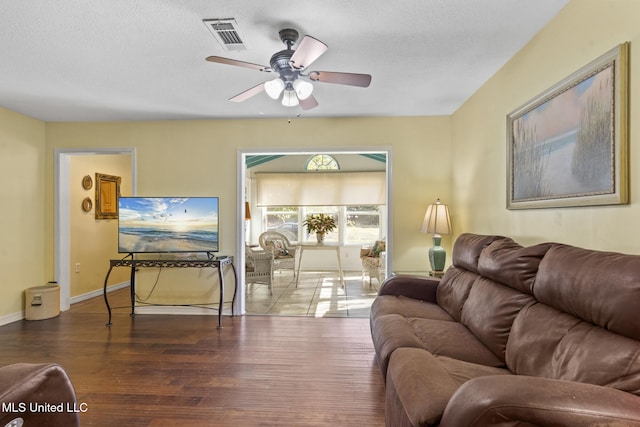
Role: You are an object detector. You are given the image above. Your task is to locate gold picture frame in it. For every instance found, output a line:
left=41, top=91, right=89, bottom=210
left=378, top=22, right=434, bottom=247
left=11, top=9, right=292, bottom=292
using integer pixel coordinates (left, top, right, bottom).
left=95, top=173, right=121, bottom=219
left=507, top=42, right=629, bottom=209
left=82, top=175, right=93, bottom=190
left=82, top=197, right=93, bottom=213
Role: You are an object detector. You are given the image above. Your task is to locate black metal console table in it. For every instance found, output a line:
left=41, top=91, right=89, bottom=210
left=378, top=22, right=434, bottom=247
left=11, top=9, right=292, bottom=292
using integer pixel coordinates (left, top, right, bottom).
left=103, top=255, right=237, bottom=328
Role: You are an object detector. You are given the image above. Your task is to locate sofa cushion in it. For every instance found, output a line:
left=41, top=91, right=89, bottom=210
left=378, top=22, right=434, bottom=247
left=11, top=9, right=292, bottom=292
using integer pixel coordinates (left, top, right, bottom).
left=450, top=233, right=507, bottom=273
left=371, top=314, right=429, bottom=377
left=461, top=277, right=535, bottom=361
left=506, top=303, right=640, bottom=395
left=434, top=234, right=508, bottom=321
left=371, top=310, right=505, bottom=378
left=409, top=318, right=504, bottom=367
left=535, top=244, right=640, bottom=341
left=371, top=295, right=453, bottom=321
left=477, top=239, right=552, bottom=294
left=386, top=349, right=511, bottom=427
left=435, top=267, right=479, bottom=322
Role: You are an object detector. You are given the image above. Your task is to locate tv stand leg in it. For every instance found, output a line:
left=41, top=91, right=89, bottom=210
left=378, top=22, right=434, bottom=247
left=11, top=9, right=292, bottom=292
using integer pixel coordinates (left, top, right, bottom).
left=130, top=265, right=136, bottom=317
left=217, top=266, right=224, bottom=329
left=104, top=265, right=115, bottom=326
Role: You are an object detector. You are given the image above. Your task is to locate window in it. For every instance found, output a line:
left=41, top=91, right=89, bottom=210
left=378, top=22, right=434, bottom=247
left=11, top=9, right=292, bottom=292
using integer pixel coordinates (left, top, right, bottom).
left=257, top=156, right=385, bottom=246
left=265, top=206, right=299, bottom=240
left=346, top=206, right=381, bottom=243
left=305, top=154, right=339, bottom=170
left=263, top=205, right=384, bottom=245
left=301, top=206, right=339, bottom=243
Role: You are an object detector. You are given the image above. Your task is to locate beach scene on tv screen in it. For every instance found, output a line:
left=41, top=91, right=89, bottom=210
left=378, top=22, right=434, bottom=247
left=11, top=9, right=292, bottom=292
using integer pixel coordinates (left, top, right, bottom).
left=118, top=197, right=219, bottom=253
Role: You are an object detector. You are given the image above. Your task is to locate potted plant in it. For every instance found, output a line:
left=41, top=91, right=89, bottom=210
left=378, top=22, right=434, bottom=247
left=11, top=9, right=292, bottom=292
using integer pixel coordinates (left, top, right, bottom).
left=303, top=214, right=336, bottom=243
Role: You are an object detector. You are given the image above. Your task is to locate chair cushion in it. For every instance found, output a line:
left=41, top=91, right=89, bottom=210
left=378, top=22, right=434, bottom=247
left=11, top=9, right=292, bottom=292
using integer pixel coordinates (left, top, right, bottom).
left=365, top=240, right=386, bottom=257
left=266, top=239, right=289, bottom=256
left=362, top=256, right=382, bottom=267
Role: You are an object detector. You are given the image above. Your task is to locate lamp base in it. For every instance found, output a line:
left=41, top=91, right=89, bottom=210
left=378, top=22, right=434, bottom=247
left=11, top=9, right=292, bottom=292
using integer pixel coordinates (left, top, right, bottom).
left=428, top=235, right=447, bottom=272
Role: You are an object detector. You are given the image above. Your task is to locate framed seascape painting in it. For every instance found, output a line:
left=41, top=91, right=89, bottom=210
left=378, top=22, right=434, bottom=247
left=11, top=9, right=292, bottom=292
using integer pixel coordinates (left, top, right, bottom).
left=507, top=42, right=629, bottom=209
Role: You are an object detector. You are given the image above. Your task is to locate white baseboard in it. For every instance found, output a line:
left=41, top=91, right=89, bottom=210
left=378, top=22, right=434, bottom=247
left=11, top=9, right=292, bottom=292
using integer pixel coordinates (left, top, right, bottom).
left=70, top=281, right=129, bottom=305
left=0, top=311, right=26, bottom=327
left=135, top=305, right=233, bottom=316
left=0, top=282, right=131, bottom=327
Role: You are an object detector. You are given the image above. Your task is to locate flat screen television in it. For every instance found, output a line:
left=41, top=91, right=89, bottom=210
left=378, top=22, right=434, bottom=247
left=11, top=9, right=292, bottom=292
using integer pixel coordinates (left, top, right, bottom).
left=118, top=197, right=219, bottom=254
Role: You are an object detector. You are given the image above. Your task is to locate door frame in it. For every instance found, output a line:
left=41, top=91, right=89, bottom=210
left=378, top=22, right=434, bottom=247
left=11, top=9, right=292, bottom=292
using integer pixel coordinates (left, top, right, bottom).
left=54, top=147, right=136, bottom=311
left=235, top=147, right=393, bottom=315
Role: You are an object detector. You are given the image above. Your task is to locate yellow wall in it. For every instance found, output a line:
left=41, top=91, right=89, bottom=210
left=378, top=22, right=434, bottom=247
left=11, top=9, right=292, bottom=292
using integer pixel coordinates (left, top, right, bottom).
left=44, top=116, right=452, bottom=304
left=69, top=154, right=132, bottom=298
left=452, top=0, right=640, bottom=252
left=0, top=107, right=46, bottom=319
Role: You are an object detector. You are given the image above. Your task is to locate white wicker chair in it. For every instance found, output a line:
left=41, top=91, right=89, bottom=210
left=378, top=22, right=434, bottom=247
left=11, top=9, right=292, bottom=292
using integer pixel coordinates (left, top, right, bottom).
left=360, top=240, right=386, bottom=286
left=245, top=246, right=274, bottom=294
left=259, top=231, right=297, bottom=276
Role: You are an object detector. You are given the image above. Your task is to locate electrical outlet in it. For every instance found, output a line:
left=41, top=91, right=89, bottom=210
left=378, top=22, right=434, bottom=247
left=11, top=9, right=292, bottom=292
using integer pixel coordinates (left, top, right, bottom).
left=75, top=263, right=81, bottom=273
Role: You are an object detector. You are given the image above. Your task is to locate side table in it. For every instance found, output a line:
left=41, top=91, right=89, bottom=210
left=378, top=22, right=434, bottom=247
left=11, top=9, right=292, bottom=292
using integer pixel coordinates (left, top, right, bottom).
left=391, top=271, right=443, bottom=279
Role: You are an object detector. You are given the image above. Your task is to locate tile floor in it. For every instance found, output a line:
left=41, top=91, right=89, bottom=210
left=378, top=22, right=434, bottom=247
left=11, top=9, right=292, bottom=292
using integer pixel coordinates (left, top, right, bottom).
left=244, top=269, right=380, bottom=318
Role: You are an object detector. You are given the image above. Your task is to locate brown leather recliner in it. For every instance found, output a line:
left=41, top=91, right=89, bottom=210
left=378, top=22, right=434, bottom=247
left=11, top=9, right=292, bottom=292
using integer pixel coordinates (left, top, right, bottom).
left=0, top=363, right=80, bottom=427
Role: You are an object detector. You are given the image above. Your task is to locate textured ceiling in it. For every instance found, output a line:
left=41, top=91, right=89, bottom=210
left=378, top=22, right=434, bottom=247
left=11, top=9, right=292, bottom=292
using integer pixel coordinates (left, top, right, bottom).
left=0, top=0, right=569, bottom=122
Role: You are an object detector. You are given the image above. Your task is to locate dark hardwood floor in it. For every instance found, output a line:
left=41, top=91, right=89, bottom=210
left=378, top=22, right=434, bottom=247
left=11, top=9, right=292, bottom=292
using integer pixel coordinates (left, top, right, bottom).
left=0, top=290, right=385, bottom=426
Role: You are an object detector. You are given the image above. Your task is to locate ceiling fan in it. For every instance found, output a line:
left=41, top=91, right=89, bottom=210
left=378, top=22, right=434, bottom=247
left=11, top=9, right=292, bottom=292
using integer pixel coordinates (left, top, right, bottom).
left=205, top=28, right=372, bottom=110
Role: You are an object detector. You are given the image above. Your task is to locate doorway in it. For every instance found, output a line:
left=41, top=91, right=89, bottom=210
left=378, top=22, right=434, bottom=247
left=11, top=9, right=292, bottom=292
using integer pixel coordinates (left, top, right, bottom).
left=54, top=148, right=136, bottom=311
left=235, top=148, right=393, bottom=316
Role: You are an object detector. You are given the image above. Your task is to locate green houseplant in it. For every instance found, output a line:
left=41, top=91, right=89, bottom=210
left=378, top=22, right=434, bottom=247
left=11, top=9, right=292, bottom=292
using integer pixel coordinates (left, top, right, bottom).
left=303, top=214, right=336, bottom=243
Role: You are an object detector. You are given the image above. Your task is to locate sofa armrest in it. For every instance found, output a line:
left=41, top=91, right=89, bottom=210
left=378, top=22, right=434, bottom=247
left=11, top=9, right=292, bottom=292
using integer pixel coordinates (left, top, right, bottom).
left=378, top=274, right=439, bottom=303
left=440, top=375, right=640, bottom=427
left=0, top=363, right=80, bottom=427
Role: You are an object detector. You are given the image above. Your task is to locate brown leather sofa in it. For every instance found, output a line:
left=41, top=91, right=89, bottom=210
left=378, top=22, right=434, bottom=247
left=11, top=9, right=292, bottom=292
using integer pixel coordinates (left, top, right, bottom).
left=370, top=233, right=640, bottom=426
left=0, top=362, right=80, bottom=427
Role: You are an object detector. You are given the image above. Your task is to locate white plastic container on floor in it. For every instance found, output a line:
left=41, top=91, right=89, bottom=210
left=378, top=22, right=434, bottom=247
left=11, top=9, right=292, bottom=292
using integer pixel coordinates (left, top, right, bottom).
left=25, top=285, right=60, bottom=320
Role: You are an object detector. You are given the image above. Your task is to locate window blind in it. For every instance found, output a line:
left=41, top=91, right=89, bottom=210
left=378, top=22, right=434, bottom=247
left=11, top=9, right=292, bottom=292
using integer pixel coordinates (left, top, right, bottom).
left=256, top=172, right=386, bottom=206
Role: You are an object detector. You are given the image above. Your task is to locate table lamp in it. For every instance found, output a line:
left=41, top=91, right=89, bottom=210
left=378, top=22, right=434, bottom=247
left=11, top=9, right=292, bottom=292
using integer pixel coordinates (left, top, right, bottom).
left=245, top=201, right=252, bottom=220
left=420, top=199, right=452, bottom=272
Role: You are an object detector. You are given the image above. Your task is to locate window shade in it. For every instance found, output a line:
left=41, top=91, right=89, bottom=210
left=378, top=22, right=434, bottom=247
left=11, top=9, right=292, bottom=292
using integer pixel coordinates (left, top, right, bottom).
left=256, top=172, right=386, bottom=206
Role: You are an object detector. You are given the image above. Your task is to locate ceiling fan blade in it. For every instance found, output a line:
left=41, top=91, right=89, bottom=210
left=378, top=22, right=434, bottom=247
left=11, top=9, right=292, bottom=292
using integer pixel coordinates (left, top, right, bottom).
left=205, top=56, right=270, bottom=72
left=299, top=94, right=319, bottom=110
left=289, top=36, right=328, bottom=70
left=229, top=82, right=265, bottom=102
left=309, top=71, right=372, bottom=87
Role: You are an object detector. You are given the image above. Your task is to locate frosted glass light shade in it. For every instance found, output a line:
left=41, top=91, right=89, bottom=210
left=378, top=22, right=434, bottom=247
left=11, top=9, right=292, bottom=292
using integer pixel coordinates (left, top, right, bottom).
left=264, top=78, right=285, bottom=100
left=293, top=79, right=313, bottom=100
left=281, top=89, right=299, bottom=107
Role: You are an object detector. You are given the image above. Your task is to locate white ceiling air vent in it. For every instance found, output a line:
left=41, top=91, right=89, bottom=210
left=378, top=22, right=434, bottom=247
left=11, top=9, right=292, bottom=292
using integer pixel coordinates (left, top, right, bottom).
left=203, top=18, right=247, bottom=51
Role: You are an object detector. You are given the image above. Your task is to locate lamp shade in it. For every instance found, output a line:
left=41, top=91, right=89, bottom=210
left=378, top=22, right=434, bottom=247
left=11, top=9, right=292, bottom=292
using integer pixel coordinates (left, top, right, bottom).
left=264, top=78, right=285, bottom=100
left=421, top=199, right=452, bottom=236
left=245, top=201, right=251, bottom=220
left=293, top=79, right=313, bottom=100
left=281, top=89, right=299, bottom=107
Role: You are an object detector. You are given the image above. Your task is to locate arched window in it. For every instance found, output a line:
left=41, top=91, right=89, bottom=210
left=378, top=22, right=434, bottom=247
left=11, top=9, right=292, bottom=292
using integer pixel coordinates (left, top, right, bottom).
left=305, top=154, right=339, bottom=170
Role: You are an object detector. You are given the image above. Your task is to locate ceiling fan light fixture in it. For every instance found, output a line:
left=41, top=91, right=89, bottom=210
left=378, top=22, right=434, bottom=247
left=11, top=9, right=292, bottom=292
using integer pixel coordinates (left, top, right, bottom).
left=293, top=79, right=313, bottom=100
left=281, top=89, right=299, bottom=107
left=264, top=78, right=285, bottom=100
